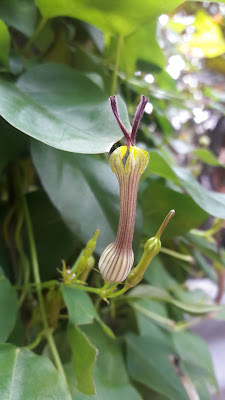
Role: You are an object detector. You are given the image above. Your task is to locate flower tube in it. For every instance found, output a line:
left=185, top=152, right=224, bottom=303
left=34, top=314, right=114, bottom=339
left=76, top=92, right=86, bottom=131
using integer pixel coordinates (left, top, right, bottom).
left=99, top=95, right=150, bottom=282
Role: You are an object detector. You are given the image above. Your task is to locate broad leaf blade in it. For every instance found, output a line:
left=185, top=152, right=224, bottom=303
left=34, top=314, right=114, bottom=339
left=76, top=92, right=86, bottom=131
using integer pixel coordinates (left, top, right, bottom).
left=68, top=324, right=97, bottom=395
left=0, top=0, right=36, bottom=37
left=61, top=285, right=98, bottom=326
left=193, top=148, right=223, bottom=167
left=0, top=20, right=10, bottom=67
left=126, top=333, right=189, bottom=400
left=0, top=344, right=70, bottom=399
left=36, top=0, right=192, bottom=36
left=0, top=63, right=130, bottom=154
left=31, top=140, right=142, bottom=254
left=174, top=166, right=225, bottom=219
left=141, top=180, right=208, bottom=238
left=0, top=117, right=28, bottom=174
left=149, top=150, right=225, bottom=219
left=172, top=331, right=218, bottom=399
left=0, top=269, right=17, bottom=342
left=129, top=285, right=221, bottom=314
left=172, top=331, right=218, bottom=389
left=27, top=191, right=78, bottom=281
left=65, top=322, right=141, bottom=400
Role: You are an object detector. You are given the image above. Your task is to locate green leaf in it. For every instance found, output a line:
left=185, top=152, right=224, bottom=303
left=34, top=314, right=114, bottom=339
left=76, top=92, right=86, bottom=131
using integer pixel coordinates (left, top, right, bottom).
left=82, top=22, right=105, bottom=53
left=131, top=298, right=175, bottom=330
left=193, top=148, right=223, bottom=167
left=185, top=233, right=225, bottom=268
left=31, top=140, right=142, bottom=255
left=120, top=22, right=165, bottom=75
left=61, top=285, right=97, bottom=326
left=149, top=151, right=180, bottom=185
left=35, top=0, right=225, bottom=76
left=192, top=250, right=218, bottom=282
left=0, top=63, right=130, bottom=154
left=27, top=190, right=78, bottom=280
left=33, top=20, right=55, bottom=53
left=172, top=331, right=218, bottom=399
left=0, top=0, right=37, bottom=37
left=0, top=117, right=28, bottom=174
left=0, top=344, right=70, bottom=399
left=175, top=166, right=225, bottom=218
left=126, top=333, right=189, bottom=400
left=0, top=206, right=11, bottom=277
left=7, top=315, right=25, bottom=347
left=36, top=0, right=190, bottom=37
left=65, top=322, right=141, bottom=400
left=141, top=180, right=208, bottom=238
left=68, top=324, right=97, bottom=395
left=149, top=150, right=225, bottom=219
left=71, top=46, right=110, bottom=92
left=144, top=255, right=177, bottom=289
left=0, top=269, right=17, bottom=342
left=134, top=297, right=173, bottom=337
left=173, top=331, right=218, bottom=388
left=0, top=20, right=10, bottom=67
left=129, top=284, right=221, bottom=314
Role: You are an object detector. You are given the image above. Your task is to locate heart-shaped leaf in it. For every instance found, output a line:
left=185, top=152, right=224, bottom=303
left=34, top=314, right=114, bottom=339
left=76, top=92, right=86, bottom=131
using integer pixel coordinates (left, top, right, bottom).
left=0, top=63, right=130, bottom=154
left=0, top=344, right=70, bottom=399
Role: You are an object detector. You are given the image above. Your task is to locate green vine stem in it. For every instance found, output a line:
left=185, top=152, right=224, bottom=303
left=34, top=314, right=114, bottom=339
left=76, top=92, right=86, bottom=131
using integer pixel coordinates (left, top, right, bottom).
left=111, top=34, right=123, bottom=95
left=18, top=173, right=72, bottom=400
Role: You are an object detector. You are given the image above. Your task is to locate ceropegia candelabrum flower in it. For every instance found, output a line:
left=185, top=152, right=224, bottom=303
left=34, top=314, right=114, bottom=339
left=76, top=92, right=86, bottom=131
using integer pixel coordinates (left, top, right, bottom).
left=99, top=95, right=150, bottom=282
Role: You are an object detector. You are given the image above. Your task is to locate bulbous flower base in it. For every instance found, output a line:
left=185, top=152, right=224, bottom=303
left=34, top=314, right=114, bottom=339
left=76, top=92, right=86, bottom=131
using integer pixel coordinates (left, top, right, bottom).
left=99, top=242, right=134, bottom=283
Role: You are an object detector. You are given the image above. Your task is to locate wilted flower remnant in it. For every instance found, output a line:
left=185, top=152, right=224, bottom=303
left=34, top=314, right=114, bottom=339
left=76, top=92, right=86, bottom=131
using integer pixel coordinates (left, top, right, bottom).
left=99, top=95, right=150, bottom=282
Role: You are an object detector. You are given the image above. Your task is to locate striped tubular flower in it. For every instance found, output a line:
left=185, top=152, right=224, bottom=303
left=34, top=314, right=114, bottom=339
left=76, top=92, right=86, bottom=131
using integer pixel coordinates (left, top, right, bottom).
left=99, top=95, right=150, bottom=282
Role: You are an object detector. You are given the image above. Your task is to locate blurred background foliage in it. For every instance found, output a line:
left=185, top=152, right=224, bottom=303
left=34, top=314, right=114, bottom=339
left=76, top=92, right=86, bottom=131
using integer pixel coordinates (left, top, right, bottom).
left=0, top=1, right=225, bottom=399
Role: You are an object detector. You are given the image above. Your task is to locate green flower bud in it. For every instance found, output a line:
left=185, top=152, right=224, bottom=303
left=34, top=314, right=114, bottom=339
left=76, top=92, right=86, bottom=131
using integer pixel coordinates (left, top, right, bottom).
left=125, top=237, right=161, bottom=289
left=124, top=209, right=175, bottom=290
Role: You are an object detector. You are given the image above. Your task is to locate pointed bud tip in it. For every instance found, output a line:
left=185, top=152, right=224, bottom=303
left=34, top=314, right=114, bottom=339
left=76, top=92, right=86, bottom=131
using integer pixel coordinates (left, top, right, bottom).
left=94, top=229, right=100, bottom=238
left=155, top=209, right=175, bottom=239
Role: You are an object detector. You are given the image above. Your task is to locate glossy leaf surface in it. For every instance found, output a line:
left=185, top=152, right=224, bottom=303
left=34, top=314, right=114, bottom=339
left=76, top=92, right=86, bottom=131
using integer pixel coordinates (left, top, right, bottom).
left=0, top=63, right=130, bottom=154
left=68, top=324, right=97, bottom=395
left=65, top=322, right=141, bottom=400
left=0, top=269, right=17, bottom=342
left=141, top=180, right=208, bottom=238
left=0, top=20, right=10, bottom=67
left=31, top=140, right=142, bottom=254
left=149, top=151, right=225, bottom=218
left=126, top=333, right=189, bottom=400
left=0, top=344, right=70, bottom=399
left=61, top=285, right=97, bottom=326
left=0, top=0, right=36, bottom=36
left=129, top=285, right=221, bottom=314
